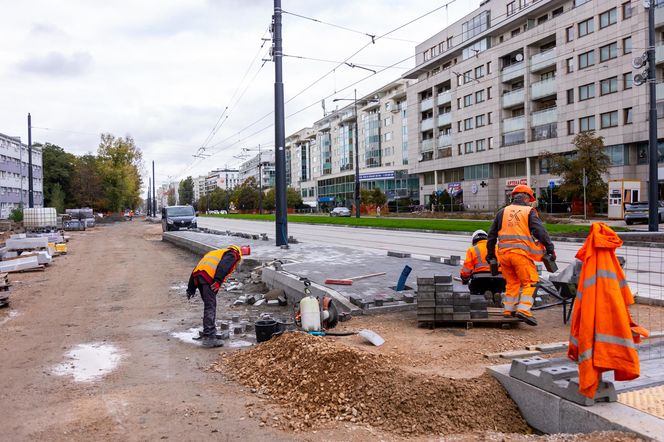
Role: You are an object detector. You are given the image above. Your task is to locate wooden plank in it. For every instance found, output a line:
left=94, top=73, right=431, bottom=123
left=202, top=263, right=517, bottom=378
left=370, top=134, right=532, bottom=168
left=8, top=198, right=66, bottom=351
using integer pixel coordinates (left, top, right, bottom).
left=348, top=272, right=386, bottom=281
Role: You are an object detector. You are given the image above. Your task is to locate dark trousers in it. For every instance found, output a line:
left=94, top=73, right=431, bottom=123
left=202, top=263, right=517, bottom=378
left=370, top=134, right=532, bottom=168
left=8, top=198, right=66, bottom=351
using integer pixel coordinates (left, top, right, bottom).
left=190, top=275, right=217, bottom=336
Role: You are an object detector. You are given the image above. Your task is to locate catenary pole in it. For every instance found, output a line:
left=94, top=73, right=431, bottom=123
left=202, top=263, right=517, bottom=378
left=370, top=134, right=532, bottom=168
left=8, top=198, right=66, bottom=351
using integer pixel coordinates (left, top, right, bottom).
left=27, top=113, right=34, bottom=208
left=273, top=0, right=288, bottom=246
left=648, top=2, right=659, bottom=232
left=152, top=161, right=156, bottom=217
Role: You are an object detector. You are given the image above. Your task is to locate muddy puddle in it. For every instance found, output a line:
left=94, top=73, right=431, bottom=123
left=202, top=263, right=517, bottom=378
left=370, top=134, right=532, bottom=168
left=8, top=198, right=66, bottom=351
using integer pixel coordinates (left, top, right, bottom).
left=52, top=342, right=124, bottom=382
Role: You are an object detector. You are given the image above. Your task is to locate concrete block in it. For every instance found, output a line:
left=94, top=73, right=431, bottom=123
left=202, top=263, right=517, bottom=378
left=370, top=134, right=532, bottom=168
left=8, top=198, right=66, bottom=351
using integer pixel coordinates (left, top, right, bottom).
left=387, top=251, right=411, bottom=258
left=417, top=291, right=434, bottom=300
left=452, top=313, right=471, bottom=320
left=0, top=256, right=41, bottom=272
left=453, top=305, right=470, bottom=313
left=417, top=285, right=435, bottom=294
left=402, top=293, right=415, bottom=303
left=374, top=298, right=384, bottom=307
left=449, top=255, right=461, bottom=265
left=416, top=277, right=434, bottom=286
left=429, top=256, right=442, bottom=263
left=500, top=350, right=542, bottom=359
left=434, top=274, right=453, bottom=283
left=435, top=283, right=453, bottom=292
left=6, top=237, right=49, bottom=251
left=470, top=311, right=489, bottom=319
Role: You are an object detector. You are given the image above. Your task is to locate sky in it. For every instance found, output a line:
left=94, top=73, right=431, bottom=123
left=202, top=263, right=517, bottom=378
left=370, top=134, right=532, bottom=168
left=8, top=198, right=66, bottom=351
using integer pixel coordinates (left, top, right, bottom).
left=0, top=0, right=480, bottom=188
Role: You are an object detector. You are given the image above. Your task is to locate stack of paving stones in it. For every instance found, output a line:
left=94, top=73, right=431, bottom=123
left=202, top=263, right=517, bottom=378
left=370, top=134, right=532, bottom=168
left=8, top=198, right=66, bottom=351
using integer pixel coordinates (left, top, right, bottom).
left=417, top=274, right=489, bottom=325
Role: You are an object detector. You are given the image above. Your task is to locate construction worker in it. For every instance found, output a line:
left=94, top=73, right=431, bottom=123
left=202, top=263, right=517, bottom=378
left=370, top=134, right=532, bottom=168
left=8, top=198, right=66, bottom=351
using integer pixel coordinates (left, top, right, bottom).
left=186, top=245, right=242, bottom=347
left=486, top=184, right=555, bottom=326
left=460, top=229, right=492, bottom=284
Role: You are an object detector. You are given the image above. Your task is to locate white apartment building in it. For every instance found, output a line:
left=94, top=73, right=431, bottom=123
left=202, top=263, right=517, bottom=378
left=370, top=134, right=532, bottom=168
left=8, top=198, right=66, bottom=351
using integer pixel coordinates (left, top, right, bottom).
left=0, top=133, right=44, bottom=218
left=193, top=175, right=206, bottom=202
left=404, top=0, right=664, bottom=212
left=204, top=168, right=240, bottom=194
left=238, top=151, right=275, bottom=190
left=285, top=79, right=418, bottom=210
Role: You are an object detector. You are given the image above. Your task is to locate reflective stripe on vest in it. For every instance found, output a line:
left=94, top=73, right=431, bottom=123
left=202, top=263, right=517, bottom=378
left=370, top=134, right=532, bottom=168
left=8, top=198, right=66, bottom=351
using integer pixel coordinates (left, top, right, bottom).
left=497, top=205, right=545, bottom=261
left=473, top=245, right=489, bottom=271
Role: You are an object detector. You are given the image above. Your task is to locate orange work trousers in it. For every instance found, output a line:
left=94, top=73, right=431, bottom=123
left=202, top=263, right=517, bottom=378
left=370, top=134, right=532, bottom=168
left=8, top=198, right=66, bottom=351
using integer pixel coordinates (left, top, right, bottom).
left=499, top=252, right=538, bottom=317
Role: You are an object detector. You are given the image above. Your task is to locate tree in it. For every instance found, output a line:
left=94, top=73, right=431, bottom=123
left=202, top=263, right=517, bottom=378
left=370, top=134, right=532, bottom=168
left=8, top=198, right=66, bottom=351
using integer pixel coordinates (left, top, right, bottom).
left=286, top=187, right=303, bottom=209
left=542, top=131, right=610, bottom=203
left=263, top=188, right=276, bottom=211
left=370, top=188, right=386, bottom=207
left=50, top=183, right=66, bottom=213
left=70, top=154, right=103, bottom=209
left=97, top=133, right=143, bottom=212
left=360, top=188, right=372, bottom=205
left=167, top=188, right=176, bottom=206
left=233, top=177, right=259, bottom=210
left=40, top=143, right=76, bottom=208
left=178, top=177, right=195, bottom=205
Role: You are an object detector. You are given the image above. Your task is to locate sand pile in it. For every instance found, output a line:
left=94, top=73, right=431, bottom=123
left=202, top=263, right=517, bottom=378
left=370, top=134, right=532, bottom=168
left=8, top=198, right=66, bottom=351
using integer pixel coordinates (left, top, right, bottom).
left=213, top=332, right=530, bottom=435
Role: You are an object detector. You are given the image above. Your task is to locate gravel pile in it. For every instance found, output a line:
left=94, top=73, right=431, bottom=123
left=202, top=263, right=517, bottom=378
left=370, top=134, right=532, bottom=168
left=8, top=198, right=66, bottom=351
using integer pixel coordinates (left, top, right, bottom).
left=213, top=332, right=530, bottom=435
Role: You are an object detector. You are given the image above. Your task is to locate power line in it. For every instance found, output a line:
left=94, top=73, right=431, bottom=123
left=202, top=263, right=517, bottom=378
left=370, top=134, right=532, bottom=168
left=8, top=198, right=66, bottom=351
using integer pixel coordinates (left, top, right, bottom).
left=283, top=53, right=411, bottom=69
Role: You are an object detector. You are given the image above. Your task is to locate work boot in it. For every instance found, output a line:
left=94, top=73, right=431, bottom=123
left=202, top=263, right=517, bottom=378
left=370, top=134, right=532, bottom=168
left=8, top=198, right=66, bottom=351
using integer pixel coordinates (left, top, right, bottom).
left=201, top=336, right=224, bottom=348
left=503, top=311, right=515, bottom=318
left=515, top=312, right=538, bottom=326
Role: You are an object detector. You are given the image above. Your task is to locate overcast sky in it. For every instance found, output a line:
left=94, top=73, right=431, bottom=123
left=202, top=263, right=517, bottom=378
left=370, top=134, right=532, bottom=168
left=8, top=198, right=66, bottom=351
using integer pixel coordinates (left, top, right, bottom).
left=1, top=0, right=479, bottom=187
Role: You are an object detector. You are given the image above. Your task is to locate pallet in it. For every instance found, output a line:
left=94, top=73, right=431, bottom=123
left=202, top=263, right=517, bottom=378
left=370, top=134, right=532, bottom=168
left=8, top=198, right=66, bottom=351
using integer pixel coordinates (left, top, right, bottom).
left=418, top=308, right=520, bottom=329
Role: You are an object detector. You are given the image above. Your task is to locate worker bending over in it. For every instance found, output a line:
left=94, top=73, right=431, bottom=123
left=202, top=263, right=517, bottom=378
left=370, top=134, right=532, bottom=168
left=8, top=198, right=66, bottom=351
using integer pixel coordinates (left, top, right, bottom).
left=186, top=245, right=242, bottom=347
left=486, top=185, right=555, bottom=326
left=460, top=229, right=493, bottom=284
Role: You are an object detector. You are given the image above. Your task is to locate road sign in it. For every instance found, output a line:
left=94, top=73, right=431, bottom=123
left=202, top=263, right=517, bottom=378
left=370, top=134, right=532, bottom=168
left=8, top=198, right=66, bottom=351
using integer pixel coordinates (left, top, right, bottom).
left=548, top=180, right=556, bottom=189
left=582, top=176, right=588, bottom=187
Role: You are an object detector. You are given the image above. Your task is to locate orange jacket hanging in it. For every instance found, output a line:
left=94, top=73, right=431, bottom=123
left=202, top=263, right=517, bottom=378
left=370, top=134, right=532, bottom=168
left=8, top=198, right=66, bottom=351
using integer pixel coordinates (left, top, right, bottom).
left=568, top=223, right=649, bottom=399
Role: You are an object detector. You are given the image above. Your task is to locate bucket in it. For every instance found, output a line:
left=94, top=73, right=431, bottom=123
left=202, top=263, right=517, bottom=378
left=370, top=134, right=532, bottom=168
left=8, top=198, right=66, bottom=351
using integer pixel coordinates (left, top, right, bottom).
left=240, top=245, right=251, bottom=256
left=255, top=319, right=278, bottom=343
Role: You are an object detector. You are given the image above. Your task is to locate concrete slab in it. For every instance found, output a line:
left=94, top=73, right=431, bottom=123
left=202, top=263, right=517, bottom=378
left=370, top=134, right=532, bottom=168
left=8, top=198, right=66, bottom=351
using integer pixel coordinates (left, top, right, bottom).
left=6, top=237, right=49, bottom=251
left=0, top=256, right=40, bottom=272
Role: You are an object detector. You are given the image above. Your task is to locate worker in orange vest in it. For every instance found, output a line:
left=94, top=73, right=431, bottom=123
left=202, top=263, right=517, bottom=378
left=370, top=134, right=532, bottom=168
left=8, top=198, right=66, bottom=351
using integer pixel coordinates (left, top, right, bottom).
left=568, top=223, right=648, bottom=398
left=460, top=229, right=493, bottom=284
left=186, top=246, right=242, bottom=347
left=486, top=185, right=555, bottom=326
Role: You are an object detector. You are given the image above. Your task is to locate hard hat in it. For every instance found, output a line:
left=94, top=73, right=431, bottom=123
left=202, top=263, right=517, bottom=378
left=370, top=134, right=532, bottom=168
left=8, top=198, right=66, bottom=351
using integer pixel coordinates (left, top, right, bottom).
left=471, top=229, right=488, bottom=245
left=512, top=184, right=536, bottom=202
left=228, top=245, right=243, bottom=258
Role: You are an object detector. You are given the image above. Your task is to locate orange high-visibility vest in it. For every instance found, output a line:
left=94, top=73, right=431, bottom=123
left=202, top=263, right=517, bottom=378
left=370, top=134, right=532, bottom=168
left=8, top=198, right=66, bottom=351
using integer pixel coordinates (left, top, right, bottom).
left=461, top=240, right=491, bottom=278
left=192, top=248, right=238, bottom=284
left=568, top=223, right=649, bottom=398
left=497, top=204, right=545, bottom=262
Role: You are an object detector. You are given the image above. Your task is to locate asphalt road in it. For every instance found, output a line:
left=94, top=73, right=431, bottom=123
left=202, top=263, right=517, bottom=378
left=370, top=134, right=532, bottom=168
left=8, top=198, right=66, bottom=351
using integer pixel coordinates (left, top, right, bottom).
left=197, top=216, right=664, bottom=298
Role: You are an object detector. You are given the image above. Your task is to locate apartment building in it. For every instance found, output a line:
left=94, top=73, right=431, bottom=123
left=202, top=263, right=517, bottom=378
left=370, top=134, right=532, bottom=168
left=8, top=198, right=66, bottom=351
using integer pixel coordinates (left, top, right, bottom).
left=0, top=133, right=44, bottom=218
left=404, top=0, right=664, bottom=212
left=193, top=175, right=206, bottom=202
left=238, top=151, right=275, bottom=190
left=204, top=168, right=240, bottom=194
left=286, top=79, right=418, bottom=210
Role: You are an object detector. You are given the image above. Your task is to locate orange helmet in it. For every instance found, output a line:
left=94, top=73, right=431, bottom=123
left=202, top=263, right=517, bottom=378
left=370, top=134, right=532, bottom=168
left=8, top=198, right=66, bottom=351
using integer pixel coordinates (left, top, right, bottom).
left=512, top=184, right=536, bottom=202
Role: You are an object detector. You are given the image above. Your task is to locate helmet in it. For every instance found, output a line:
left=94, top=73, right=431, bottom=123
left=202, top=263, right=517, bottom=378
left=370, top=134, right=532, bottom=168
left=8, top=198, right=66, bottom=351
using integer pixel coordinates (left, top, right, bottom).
left=512, top=184, right=536, bottom=202
left=471, top=229, right=488, bottom=245
left=228, top=245, right=243, bottom=258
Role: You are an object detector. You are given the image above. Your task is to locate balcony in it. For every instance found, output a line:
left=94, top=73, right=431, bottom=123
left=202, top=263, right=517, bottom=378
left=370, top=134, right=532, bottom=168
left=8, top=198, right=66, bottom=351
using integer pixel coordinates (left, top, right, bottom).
left=502, top=131, right=525, bottom=147
left=421, top=138, right=435, bottom=152
left=436, top=91, right=452, bottom=106
left=501, top=62, right=525, bottom=83
left=531, top=107, right=558, bottom=126
left=502, top=88, right=525, bottom=108
left=657, top=44, right=664, bottom=64
left=531, top=78, right=557, bottom=100
left=530, top=48, right=557, bottom=73
left=658, top=83, right=664, bottom=101
left=436, top=146, right=452, bottom=159
left=503, top=115, right=525, bottom=133
left=531, top=123, right=557, bottom=141
left=437, top=134, right=452, bottom=148
left=420, top=97, right=434, bottom=112
left=657, top=6, right=664, bottom=27
left=341, top=109, right=356, bottom=122
left=421, top=117, right=434, bottom=131
left=437, top=113, right=452, bottom=127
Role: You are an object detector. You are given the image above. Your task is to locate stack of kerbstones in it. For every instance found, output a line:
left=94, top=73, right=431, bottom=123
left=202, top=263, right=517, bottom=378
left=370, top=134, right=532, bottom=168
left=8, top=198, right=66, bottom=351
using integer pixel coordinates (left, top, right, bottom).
left=416, top=274, right=488, bottom=325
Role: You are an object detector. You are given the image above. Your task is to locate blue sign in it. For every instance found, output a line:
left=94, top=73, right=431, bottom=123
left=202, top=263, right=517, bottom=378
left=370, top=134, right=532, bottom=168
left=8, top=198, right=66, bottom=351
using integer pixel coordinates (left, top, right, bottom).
left=548, top=180, right=556, bottom=189
left=318, top=196, right=335, bottom=203
left=359, top=171, right=396, bottom=182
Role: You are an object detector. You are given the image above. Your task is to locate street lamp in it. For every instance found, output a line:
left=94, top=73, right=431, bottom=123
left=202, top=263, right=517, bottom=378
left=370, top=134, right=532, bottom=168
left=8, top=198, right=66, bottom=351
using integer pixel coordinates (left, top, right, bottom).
left=333, top=90, right=379, bottom=218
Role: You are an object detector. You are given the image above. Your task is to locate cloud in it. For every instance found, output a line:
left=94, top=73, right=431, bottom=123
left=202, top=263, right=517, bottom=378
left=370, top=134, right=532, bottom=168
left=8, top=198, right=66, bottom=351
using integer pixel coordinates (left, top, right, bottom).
left=17, top=51, right=92, bottom=77
left=30, top=22, right=67, bottom=37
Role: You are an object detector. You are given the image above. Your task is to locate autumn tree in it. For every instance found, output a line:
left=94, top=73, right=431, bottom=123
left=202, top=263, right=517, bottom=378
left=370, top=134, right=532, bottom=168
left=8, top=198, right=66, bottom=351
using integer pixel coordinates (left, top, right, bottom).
left=97, top=134, right=143, bottom=211
left=370, top=188, right=387, bottom=207
left=70, top=154, right=103, bottom=209
left=178, top=177, right=195, bottom=205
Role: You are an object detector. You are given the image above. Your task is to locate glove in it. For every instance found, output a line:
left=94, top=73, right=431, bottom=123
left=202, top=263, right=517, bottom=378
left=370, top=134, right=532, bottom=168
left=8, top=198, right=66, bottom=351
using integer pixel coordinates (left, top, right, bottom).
left=486, top=255, right=496, bottom=263
left=461, top=277, right=470, bottom=285
left=549, top=251, right=557, bottom=261
left=186, top=290, right=195, bottom=300
left=210, top=281, right=221, bottom=294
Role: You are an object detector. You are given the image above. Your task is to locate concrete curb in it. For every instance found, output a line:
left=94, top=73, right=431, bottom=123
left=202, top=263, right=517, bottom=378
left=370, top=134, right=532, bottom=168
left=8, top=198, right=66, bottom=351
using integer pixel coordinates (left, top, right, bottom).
left=489, top=364, right=664, bottom=441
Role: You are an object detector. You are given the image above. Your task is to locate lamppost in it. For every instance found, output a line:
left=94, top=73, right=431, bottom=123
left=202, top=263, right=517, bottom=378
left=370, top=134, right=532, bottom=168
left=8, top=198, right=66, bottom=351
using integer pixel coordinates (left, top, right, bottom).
left=333, top=90, right=379, bottom=218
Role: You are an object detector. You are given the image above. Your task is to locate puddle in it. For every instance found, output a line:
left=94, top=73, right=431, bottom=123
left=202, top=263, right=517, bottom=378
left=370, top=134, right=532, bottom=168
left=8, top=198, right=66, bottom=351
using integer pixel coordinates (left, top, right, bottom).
left=171, top=328, right=202, bottom=346
left=169, top=282, right=188, bottom=291
left=0, top=310, right=19, bottom=326
left=52, top=343, right=124, bottom=382
left=227, top=339, right=253, bottom=348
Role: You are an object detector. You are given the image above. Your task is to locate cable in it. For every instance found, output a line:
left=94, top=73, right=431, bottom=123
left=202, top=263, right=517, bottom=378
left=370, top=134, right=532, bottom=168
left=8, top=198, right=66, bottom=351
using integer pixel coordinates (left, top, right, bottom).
left=283, top=54, right=411, bottom=69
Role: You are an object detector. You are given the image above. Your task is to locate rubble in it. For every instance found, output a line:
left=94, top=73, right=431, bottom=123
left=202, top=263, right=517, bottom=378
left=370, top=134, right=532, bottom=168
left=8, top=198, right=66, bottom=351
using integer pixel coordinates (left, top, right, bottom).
left=214, top=332, right=529, bottom=435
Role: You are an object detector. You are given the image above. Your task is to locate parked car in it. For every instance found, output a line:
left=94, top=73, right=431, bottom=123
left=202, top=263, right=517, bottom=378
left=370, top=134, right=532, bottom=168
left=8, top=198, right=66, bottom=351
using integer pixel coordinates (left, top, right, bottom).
left=162, top=205, right=197, bottom=232
left=624, top=201, right=664, bottom=225
left=329, top=207, right=351, bottom=217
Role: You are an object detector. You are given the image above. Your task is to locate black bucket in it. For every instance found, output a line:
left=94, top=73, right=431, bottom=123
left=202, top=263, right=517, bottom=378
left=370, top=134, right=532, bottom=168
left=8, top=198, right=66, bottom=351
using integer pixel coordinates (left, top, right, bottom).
left=255, top=319, right=279, bottom=343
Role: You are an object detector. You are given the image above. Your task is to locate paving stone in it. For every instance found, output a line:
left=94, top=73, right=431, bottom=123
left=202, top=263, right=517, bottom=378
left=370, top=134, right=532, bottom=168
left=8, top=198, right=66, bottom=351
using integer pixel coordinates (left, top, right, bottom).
left=429, top=256, right=442, bottom=263
left=453, top=305, right=470, bottom=313
left=417, top=292, right=434, bottom=300
left=387, top=251, right=411, bottom=258
left=435, top=283, right=454, bottom=292
left=470, top=310, right=489, bottom=319
left=403, top=293, right=415, bottom=303
left=434, top=274, right=453, bottom=283
left=416, top=277, right=435, bottom=286
left=452, top=313, right=471, bottom=320
left=417, top=285, right=435, bottom=294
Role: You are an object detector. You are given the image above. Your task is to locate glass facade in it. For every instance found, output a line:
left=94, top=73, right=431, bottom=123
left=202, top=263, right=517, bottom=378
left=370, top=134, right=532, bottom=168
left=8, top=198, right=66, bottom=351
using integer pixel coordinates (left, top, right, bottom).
left=401, top=100, right=408, bottom=165
left=320, top=132, right=332, bottom=175
left=363, top=110, right=381, bottom=168
left=300, top=143, right=309, bottom=181
left=337, top=125, right=354, bottom=171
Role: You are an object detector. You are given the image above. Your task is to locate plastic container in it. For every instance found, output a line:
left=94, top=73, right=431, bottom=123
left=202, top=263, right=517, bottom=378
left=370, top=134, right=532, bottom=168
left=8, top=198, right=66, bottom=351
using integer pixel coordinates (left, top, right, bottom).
left=23, top=208, right=57, bottom=229
left=255, top=319, right=279, bottom=343
left=300, top=296, right=321, bottom=331
left=240, top=245, right=251, bottom=256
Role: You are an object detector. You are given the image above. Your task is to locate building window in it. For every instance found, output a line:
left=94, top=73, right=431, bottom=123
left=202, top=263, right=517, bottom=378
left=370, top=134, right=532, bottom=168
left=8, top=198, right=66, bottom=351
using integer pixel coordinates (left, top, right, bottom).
left=464, top=118, right=473, bottom=130
left=463, top=70, right=473, bottom=83
left=461, top=10, right=490, bottom=42
left=601, top=111, right=618, bottom=128
left=384, top=132, right=393, bottom=141
left=488, top=112, right=493, bottom=124
left=475, top=90, right=485, bottom=103
left=476, top=139, right=486, bottom=152
left=476, top=114, right=486, bottom=127
left=578, top=18, right=594, bottom=37
left=566, top=58, right=574, bottom=73
left=623, top=36, right=632, bottom=54
left=624, top=107, right=633, bottom=125
left=457, top=98, right=462, bottom=109
left=464, top=94, right=473, bottom=107
left=600, top=8, right=617, bottom=29
left=458, top=144, right=463, bottom=155
left=567, top=120, right=575, bottom=135
left=579, top=50, right=595, bottom=69
left=622, top=2, right=632, bottom=19
left=553, top=7, right=563, bottom=18
left=475, top=65, right=485, bottom=78
left=567, top=88, right=574, bottom=104
left=507, top=1, right=515, bottom=16
left=458, top=121, right=463, bottom=132
left=580, top=116, right=596, bottom=132
left=579, top=83, right=595, bottom=100
left=487, top=87, right=492, bottom=99
left=464, top=142, right=474, bottom=154
left=600, top=77, right=618, bottom=95
left=575, top=0, right=590, bottom=6
left=623, top=72, right=633, bottom=89
left=384, top=116, right=393, bottom=126
left=599, top=42, right=618, bottom=62
left=488, top=137, right=494, bottom=149
left=487, top=61, right=492, bottom=74
left=566, top=26, right=574, bottom=42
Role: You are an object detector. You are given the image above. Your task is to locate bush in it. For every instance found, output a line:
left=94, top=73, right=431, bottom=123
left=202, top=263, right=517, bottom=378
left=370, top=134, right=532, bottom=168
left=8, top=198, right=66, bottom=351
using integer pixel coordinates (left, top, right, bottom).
left=9, top=207, right=23, bottom=222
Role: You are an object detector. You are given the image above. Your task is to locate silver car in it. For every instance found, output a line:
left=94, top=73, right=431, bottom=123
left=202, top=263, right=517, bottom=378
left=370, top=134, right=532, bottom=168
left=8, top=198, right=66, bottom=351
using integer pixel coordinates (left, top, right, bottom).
left=330, top=207, right=351, bottom=217
left=624, top=201, right=664, bottom=225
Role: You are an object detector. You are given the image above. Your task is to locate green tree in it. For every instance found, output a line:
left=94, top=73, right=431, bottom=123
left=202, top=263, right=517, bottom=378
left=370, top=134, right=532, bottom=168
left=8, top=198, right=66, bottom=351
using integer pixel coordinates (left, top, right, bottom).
left=360, top=188, right=372, bottom=205
left=233, top=177, right=259, bottom=210
left=167, top=188, right=176, bottom=206
left=542, top=131, right=610, bottom=203
left=209, top=187, right=229, bottom=210
left=97, top=134, right=143, bottom=212
left=263, top=188, right=276, bottom=211
left=178, top=176, right=195, bottom=205
left=40, top=143, right=76, bottom=208
left=286, top=187, right=303, bottom=209
left=70, top=154, right=103, bottom=209
left=370, top=188, right=387, bottom=207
